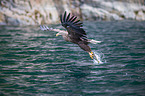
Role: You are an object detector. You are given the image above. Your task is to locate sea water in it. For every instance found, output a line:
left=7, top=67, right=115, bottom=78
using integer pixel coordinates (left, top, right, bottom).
left=0, top=21, right=145, bottom=96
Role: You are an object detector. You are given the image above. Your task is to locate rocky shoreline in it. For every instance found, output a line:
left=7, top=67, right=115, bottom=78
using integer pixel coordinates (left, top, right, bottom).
left=0, top=0, right=145, bottom=25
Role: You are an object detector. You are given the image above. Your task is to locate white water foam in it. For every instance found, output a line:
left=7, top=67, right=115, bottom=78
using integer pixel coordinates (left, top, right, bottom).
left=93, top=51, right=106, bottom=64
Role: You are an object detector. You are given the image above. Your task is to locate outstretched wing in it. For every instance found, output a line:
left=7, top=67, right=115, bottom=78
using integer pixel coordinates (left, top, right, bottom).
left=60, top=11, right=87, bottom=40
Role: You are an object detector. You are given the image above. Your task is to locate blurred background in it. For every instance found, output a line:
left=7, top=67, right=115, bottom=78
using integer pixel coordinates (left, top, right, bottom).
left=0, top=0, right=145, bottom=25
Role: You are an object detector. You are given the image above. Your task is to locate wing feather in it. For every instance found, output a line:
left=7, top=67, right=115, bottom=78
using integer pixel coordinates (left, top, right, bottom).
left=66, top=13, right=70, bottom=22
left=60, top=15, right=63, bottom=24
left=68, top=16, right=75, bottom=22
left=63, top=11, right=66, bottom=22
left=70, top=16, right=77, bottom=22
left=60, top=11, right=87, bottom=39
left=73, top=20, right=80, bottom=24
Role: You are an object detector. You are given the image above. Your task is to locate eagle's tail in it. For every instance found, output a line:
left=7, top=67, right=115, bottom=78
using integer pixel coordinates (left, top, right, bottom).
left=88, top=39, right=101, bottom=44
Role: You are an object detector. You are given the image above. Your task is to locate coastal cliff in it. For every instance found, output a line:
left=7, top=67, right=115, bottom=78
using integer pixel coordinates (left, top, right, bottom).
left=0, top=0, right=145, bottom=25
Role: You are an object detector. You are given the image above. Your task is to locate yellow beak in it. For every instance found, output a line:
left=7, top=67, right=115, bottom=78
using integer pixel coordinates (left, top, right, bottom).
left=56, top=33, right=60, bottom=37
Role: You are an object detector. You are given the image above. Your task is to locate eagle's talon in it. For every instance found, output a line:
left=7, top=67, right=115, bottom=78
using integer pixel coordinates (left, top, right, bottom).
left=89, top=52, right=100, bottom=64
left=89, top=52, right=94, bottom=59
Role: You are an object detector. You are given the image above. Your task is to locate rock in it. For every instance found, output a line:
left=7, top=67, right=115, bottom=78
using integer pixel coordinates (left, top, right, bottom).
left=81, top=4, right=122, bottom=21
left=81, top=0, right=145, bottom=20
left=0, top=12, right=6, bottom=25
left=0, top=0, right=145, bottom=25
left=136, top=10, right=145, bottom=20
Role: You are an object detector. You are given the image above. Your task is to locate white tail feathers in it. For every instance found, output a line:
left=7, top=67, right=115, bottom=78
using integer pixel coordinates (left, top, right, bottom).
left=89, top=39, right=101, bottom=44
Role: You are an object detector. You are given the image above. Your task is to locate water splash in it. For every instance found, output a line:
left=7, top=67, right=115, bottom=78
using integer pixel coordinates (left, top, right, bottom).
left=93, top=51, right=106, bottom=64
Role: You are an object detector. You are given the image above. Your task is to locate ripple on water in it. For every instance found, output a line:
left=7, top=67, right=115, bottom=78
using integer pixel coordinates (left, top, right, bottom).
left=0, top=21, right=145, bottom=96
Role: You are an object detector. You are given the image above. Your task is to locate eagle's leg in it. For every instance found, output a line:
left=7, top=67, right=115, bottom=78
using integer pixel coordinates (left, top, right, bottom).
left=78, top=42, right=99, bottom=63
left=78, top=42, right=94, bottom=59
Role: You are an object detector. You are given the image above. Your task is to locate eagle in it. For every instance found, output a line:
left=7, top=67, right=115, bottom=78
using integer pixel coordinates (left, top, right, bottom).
left=40, top=11, right=101, bottom=63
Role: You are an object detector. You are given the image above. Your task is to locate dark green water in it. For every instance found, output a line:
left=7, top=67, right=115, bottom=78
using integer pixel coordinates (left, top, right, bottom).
left=0, top=21, right=145, bottom=96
